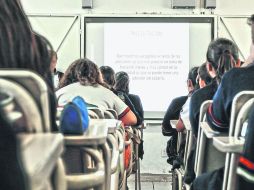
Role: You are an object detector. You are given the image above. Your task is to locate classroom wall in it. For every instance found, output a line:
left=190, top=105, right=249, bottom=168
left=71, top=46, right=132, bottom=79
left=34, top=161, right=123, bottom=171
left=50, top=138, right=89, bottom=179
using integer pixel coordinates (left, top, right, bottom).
left=21, top=0, right=254, bottom=15
left=21, top=0, right=254, bottom=71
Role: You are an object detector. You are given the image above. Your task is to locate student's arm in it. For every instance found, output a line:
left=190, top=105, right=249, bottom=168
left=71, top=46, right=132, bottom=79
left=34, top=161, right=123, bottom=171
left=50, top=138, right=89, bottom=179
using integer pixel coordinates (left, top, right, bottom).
left=206, top=82, right=230, bottom=132
left=112, top=92, right=137, bottom=126
left=123, top=94, right=142, bottom=125
left=119, top=108, right=137, bottom=126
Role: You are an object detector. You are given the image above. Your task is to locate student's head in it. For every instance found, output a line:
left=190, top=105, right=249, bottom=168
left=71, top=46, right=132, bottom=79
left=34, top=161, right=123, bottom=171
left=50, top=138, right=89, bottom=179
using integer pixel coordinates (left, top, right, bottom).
left=99, top=66, right=115, bottom=88
left=49, top=50, right=58, bottom=73
left=58, top=61, right=79, bottom=89
left=56, top=71, right=64, bottom=81
left=197, top=62, right=212, bottom=88
left=114, top=71, right=130, bottom=93
left=206, top=38, right=240, bottom=84
left=58, top=58, right=104, bottom=89
left=187, top=67, right=199, bottom=93
left=0, top=1, right=53, bottom=87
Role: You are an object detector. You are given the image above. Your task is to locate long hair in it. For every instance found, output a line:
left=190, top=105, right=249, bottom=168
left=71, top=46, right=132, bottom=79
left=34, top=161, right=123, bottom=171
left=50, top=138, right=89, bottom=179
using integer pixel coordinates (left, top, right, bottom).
left=58, top=61, right=80, bottom=89
left=99, top=66, right=116, bottom=87
left=77, top=59, right=105, bottom=86
left=114, top=71, right=130, bottom=93
left=206, top=38, right=239, bottom=84
left=0, top=0, right=53, bottom=88
left=58, top=58, right=105, bottom=89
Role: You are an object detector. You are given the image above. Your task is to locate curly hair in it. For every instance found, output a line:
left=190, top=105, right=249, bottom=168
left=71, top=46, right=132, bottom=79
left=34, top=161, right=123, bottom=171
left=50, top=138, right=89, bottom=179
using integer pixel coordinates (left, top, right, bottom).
left=58, top=58, right=105, bottom=89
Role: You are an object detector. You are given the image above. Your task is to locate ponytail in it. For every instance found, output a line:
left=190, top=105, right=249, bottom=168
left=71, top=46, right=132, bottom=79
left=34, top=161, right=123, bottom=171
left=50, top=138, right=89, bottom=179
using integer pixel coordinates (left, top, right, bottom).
left=206, top=38, right=239, bottom=84
left=216, top=50, right=237, bottom=83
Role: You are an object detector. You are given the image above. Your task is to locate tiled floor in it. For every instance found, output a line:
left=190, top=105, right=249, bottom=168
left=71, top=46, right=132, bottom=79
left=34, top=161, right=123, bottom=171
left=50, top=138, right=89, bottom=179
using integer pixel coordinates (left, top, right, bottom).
left=128, top=174, right=172, bottom=190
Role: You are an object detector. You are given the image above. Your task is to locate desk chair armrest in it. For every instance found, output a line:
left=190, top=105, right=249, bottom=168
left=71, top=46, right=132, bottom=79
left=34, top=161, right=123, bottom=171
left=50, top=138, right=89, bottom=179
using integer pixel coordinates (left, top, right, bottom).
left=213, top=136, right=244, bottom=153
left=66, top=148, right=105, bottom=189
left=170, top=120, right=178, bottom=129
left=64, top=135, right=107, bottom=146
left=182, top=118, right=192, bottom=131
left=200, top=122, right=221, bottom=138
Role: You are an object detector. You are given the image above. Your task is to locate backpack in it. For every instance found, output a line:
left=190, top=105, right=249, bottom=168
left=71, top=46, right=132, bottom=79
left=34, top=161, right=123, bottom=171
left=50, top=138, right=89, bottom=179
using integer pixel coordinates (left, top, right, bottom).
left=60, top=96, right=89, bottom=135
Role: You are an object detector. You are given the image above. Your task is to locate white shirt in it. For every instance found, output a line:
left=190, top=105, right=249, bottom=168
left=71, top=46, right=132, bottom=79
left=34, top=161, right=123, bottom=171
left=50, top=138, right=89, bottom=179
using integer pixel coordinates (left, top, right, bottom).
left=55, top=82, right=128, bottom=116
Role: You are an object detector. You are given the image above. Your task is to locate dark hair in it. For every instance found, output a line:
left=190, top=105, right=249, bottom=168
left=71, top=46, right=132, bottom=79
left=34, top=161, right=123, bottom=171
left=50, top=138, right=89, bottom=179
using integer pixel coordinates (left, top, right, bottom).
left=0, top=1, right=53, bottom=88
left=56, top=71, right=64, bottom=81
left=58, top=58, right=105, bottom=89
left=188, top=67, right=199, bottom=88
left=99, top=66, right=115, bottom=87
left=58, top=61, right=79, bottom=89
left=206, top=38, right=239, bottom=84
left=198, top=62, right=212, bottom=85
left=114, top=71, right=130, bottom=93
left=248, top=14, right=254, bottom=44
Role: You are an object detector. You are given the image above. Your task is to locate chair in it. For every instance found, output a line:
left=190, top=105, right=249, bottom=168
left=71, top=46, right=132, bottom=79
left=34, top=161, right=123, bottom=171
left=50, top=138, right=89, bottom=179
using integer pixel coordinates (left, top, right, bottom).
left=170, top=119, right=185, bottom=190
left=0, top=70, right=51, bottom=132
left=213, top=97, right=254, bottom=190
left=63, top=119, right=108, bottom=190
left=132, top=123, right=145, bottom=190
left=195, top=91, right=254, bottom=180
left=0, top=70, right=66, bottom=189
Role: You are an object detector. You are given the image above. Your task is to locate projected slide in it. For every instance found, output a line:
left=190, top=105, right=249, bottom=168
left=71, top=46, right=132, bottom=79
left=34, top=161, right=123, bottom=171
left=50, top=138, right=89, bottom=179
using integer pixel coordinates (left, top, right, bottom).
left=104, top=23, right=189, bottom=112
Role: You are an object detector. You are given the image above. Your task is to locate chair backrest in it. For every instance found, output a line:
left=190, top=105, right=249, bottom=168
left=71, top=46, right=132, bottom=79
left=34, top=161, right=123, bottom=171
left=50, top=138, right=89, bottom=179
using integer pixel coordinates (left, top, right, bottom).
left=62, top=120, right=108, bottom=190
left=0, top=78, right=43, bottom=132
left=224, top=98, right=254, bottom=190
left=87, top=107, right=104, bottom=119
left=229, top=91, right=254, bottom=136
left=0, top=70, right=51, bottom=132
left=195, top=100, right=212, bottom=174
left=104, top=109, right=118, bottom=119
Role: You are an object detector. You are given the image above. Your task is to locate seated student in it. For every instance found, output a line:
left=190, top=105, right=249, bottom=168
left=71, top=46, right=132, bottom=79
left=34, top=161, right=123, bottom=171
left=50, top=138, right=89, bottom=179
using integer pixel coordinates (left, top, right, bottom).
left=177, top=67, right=199, bottom=127
left=114, top=71, right=144, bottom=126
left=162, top=67, right=199, bottom=135
left=206, top=15, right=254, bottom=132
left=192, top=15, right=254, bottom=190
left=99, top=66, right=116, bottom=90
left=0, top=0, right=57, bottom=188
left=0, top=1, right=57, bottom=132
left=185, top=38, right=240, bottom=185
left=162, top=67, right=198, bottom=166
left=190, top=38, right=240, bottom=137
left=56, top=58, right=137, bottom=126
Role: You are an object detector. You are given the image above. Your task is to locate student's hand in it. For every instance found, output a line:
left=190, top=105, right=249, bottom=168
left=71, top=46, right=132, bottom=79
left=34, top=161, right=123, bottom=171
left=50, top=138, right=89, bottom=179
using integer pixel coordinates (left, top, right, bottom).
left=176, top=118, right=185, bottom=132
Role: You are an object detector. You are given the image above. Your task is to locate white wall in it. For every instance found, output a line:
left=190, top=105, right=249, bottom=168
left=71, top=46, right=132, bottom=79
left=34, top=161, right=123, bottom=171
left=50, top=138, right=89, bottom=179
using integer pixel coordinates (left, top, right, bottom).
left=21, top=0, right=254, bottom=69
left=21, top=0, right=254, bottom=15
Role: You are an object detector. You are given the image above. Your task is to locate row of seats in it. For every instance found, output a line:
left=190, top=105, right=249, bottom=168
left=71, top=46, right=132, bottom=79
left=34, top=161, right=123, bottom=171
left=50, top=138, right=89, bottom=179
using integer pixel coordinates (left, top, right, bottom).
left=0, top=70, right=145, bottom=190
left=170, top=91, right=254, bottom=190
